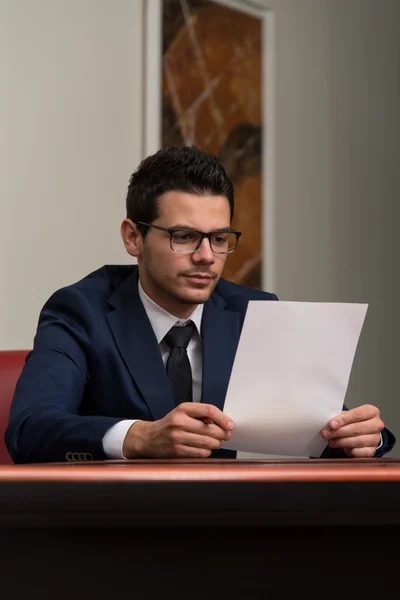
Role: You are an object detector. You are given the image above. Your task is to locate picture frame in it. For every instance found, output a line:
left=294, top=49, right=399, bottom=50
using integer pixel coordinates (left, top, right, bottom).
left=142, top=0, right=276, bottom=291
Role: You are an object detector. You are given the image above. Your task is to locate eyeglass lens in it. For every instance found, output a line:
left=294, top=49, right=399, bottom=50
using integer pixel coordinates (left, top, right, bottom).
left=171, top=230, right=237, bottom=253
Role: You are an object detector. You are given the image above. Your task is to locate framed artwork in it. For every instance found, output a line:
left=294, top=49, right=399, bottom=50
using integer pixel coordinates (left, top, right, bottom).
left=143, top=0, right=275, bottom=291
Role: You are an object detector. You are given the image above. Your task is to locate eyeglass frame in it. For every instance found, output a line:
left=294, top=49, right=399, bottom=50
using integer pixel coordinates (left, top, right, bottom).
left=135, top=221, right=242, bottom=254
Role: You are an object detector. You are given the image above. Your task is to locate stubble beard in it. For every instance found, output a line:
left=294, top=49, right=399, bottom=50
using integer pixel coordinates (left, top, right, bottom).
left=142, top=251, right=220, bottom=307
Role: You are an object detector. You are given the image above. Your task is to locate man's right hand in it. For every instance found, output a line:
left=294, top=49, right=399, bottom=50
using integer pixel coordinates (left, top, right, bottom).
left=122, top=403, right=235, bottom=458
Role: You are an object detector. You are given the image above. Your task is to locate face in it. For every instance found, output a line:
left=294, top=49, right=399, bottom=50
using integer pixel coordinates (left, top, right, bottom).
left=121, top=191, right=231, bottom=318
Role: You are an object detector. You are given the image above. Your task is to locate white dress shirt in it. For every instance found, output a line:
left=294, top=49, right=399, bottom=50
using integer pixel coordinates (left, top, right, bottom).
left=102, top=281, right=204, bottom=459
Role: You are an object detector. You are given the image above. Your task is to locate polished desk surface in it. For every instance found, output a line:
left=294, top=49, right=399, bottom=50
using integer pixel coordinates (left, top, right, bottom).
left=0, top=457, right=400, bottom=481
left=1, top=459, right=400, bottom=528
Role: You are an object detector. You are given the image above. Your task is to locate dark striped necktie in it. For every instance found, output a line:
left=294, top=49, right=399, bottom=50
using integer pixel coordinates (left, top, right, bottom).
left=164, top=321, right=195, bottom=406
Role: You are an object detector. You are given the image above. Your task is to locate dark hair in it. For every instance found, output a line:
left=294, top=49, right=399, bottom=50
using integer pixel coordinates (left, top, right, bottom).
left=126, top=146, right=234, bottom=235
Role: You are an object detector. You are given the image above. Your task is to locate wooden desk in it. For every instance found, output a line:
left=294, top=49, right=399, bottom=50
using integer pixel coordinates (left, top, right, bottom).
left=1, top=459, right=399, bottom=598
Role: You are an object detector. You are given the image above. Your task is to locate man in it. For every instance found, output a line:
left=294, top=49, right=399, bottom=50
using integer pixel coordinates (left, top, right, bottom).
left=5, top=146, right=395, bottom=463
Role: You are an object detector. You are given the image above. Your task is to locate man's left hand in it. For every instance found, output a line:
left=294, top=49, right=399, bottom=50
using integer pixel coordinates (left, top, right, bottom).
left=321, top=404, right=384, bottom=457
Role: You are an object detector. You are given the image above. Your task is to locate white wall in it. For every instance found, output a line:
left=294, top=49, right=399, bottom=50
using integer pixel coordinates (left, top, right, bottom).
left=1, top=0, right=399, bottom=453
left=0, top=0, right=142, bottom=349
left=326, top=0, right=400, bottom=455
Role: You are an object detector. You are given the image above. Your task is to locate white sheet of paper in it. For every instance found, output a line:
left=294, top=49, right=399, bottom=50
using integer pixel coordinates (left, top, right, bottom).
left=221, top=301, right=368, bottom=457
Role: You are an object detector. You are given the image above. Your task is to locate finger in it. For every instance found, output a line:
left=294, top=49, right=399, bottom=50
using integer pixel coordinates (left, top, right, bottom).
left=345, top=446, right=377, bottom=458
left=204, top=422, right=232, bottom=441
left=321, top=418, right=384, bottom=440
left=178, top=402, right=235, bottom=431
left=177, top=431, right=222, bottom=451
left=173, top=445, right=212, bottom=458
left=179, top=417, right=232, bottom=441
left=196, top=422, right=232, bottom=441
left=327, top=404, right=380, bottom=430
left=327, top=433, right=381, bottom=450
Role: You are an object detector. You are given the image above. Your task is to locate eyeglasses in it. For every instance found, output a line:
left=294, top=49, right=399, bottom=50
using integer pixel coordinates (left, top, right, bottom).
left=136, top=221, right=241, bottom=254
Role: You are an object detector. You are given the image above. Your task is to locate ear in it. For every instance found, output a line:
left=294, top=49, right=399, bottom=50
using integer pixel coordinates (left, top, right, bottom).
left=120, top=219, right=143, bottom=258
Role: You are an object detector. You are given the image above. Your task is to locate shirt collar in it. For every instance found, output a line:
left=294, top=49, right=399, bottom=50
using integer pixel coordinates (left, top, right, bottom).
left=138, top=279, right=203, bottom=344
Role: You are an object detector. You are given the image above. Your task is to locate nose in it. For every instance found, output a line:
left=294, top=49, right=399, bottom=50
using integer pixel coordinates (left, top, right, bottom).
left=191, top=237, right=215, bottom=264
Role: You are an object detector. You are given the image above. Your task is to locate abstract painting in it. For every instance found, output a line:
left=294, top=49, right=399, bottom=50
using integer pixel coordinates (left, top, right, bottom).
left=161, top=0, right=263, bottom=288
left=143, top=0, right=275, bottom=289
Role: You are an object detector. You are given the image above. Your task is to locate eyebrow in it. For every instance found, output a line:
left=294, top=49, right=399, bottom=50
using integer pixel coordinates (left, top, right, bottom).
left=168, top=224, right=233, bottom=233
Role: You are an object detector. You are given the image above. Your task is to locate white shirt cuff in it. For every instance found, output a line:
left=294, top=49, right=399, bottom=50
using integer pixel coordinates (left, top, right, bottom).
left=102, top=420, right=138, bottom=459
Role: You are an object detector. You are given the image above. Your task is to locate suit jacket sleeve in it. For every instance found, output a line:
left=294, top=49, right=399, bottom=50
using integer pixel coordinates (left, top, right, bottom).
left=5, top=287, right=122, bottom=463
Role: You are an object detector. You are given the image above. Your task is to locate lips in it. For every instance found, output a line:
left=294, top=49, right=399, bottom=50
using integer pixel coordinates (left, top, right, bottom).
left=185, top=274, right=214, bottom=284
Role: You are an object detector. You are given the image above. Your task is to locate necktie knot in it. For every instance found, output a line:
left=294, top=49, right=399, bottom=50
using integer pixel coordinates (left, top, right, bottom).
left=165, top=321, right=195, bottom=350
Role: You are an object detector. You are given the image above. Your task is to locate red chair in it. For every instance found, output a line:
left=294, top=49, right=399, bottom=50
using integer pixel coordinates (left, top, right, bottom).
left=0, top=350, right=29, bottom=464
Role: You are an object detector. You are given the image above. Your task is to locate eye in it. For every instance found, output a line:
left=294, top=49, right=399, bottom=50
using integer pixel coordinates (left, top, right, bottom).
left=172, top=231, right=197, bottom=244
left=212, top=234, right=229, bottom=246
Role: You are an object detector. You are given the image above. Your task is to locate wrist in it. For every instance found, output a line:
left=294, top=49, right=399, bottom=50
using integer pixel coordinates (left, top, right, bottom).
left=123, top=421, right=150, bottom=458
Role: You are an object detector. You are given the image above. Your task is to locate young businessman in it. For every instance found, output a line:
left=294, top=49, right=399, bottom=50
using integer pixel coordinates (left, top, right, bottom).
left=5, top=146, right=395, bottom=462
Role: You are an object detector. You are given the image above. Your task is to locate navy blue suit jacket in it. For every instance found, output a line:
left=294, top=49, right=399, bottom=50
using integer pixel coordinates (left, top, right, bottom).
left=5, top=265, right=395, bottom=463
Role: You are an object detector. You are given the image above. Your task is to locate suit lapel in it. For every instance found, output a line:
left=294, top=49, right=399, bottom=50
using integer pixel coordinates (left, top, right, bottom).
left=106, top=271, right=175, bottom=421
left=200, top=295, right=242, bottom=411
